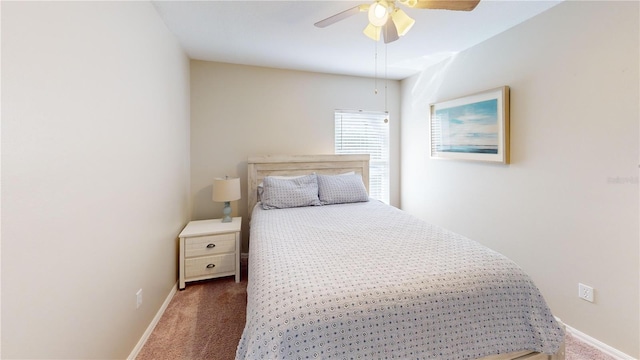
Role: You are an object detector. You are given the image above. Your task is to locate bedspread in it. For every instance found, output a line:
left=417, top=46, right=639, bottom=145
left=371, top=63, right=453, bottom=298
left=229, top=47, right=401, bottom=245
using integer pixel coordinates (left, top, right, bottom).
left=236, top=200, right=563, bottom=359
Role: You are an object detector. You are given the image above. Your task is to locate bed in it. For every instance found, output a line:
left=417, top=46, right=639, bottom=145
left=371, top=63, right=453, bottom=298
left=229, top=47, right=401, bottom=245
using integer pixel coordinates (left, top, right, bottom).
left=237, top=154, right=565, bottom=360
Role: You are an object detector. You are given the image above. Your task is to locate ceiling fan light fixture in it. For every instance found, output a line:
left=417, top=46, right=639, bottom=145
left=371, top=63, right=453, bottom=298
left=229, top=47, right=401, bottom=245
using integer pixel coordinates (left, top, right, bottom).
left=368, top=0, right=389, bottom=27
left=315, top=0, right=481, bottom=43
left=398, top=0, right=418, bottom=7
left=390, top=8, right=415, bottom=36
left=363, top=22, right=381, bottom=41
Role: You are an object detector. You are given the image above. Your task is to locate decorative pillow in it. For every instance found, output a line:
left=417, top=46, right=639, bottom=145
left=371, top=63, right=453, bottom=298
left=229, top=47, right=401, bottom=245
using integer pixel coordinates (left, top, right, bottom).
left=261, top=174, right=322, bottom=209
left=317, top=174, right=369, bottom=205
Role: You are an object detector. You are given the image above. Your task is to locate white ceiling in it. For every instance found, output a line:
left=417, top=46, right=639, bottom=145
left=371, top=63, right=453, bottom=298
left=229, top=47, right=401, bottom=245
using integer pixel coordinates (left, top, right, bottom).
left=152, top=0, right=562, bottom=80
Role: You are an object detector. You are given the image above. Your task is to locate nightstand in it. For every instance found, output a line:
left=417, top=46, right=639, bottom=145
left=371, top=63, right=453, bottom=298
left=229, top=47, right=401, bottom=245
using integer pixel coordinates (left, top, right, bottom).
left=178, top=217, right=241, bottom=290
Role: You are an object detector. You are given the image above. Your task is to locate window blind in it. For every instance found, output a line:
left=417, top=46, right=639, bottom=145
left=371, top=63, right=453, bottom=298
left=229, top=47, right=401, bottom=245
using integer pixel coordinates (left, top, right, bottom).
left=334, top=110, right=389, bottom=204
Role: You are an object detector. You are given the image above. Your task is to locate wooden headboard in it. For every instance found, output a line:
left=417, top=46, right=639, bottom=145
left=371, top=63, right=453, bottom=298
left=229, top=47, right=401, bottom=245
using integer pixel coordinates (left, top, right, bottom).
left=247, top=154, right=370, bottom=216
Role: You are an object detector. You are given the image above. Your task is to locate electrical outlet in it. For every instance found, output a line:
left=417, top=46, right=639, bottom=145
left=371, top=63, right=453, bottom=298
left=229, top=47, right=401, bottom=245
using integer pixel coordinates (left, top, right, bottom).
left=136, top=289, right=143, bottom=309
left=578, top=283, right=594, bottom=302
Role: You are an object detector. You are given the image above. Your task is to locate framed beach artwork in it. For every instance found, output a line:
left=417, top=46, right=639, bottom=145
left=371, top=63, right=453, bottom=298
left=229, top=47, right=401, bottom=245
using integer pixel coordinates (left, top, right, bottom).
left=430, top=86, right=510, bottom=164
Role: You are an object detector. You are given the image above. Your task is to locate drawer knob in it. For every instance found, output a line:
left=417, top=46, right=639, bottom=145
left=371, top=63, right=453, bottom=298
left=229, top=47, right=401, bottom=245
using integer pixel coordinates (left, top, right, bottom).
left=206, top=243, right=216, bottom=248
left=206, top=264, right=215, bottom=269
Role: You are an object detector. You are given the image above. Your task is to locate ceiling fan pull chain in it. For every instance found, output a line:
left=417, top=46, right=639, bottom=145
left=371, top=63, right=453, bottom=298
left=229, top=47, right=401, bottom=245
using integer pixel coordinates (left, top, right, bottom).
left=374, top=41, right=379, bottom=95
left=384, top=43, right=388, bottom=114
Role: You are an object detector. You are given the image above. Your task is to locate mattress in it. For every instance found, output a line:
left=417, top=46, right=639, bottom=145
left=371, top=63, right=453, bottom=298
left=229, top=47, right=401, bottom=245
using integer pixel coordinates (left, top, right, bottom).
left=236, top=200, right=564, bottom=359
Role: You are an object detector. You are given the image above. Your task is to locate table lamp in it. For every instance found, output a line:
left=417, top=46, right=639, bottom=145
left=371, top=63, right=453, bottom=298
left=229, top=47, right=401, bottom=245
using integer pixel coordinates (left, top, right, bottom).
left=212, top=177, right=241, bottom=222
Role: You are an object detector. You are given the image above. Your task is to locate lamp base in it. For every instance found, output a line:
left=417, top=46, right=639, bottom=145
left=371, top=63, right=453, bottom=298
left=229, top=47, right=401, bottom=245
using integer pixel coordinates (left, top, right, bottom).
left=222, top=201, right=232, bottom=223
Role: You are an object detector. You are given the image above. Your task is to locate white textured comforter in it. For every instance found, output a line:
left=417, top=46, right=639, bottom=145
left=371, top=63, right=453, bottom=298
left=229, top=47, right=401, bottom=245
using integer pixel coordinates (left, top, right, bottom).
left=236, top=200, right=563, bottom=359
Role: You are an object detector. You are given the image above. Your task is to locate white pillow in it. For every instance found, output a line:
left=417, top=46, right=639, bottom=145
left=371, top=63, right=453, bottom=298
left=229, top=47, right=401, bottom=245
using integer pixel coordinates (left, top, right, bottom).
left=317, top=174, right=369, bottom=205
left=261, top=174, right=322, bottom=209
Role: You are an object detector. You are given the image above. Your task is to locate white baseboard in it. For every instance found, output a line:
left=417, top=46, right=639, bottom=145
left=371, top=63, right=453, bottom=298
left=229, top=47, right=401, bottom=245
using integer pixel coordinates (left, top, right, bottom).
left=565, top=324, right=637, bottom=360
left=127, top=282, right=178, bottom=360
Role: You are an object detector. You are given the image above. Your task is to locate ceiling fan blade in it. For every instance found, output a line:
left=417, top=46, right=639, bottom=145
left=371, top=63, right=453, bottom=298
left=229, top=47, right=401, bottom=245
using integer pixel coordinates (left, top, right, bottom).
left=383, top=19, right=399, bottom=44
left=314, top=4, right=369, bottom=28
left=407, top=0, right=480, bottom=11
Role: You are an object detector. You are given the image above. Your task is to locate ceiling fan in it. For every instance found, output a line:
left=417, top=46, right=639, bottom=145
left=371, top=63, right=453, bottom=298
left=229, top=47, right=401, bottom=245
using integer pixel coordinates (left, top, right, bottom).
left=314, top=0, right=481, bottom=44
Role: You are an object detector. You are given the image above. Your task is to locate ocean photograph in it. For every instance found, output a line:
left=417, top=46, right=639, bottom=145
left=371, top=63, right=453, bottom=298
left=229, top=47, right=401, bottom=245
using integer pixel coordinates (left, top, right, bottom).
left=434, top=98, right=499, bottom=154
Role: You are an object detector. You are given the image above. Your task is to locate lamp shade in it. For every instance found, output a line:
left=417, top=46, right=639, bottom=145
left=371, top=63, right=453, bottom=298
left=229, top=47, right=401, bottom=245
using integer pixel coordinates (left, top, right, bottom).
left=368, top=0, right=389, bottom=27
left=363, top=22, right=381, bottom=41
left=390, top=8, right=415, bottom=36
left=212, top=177, right=241, bottom=202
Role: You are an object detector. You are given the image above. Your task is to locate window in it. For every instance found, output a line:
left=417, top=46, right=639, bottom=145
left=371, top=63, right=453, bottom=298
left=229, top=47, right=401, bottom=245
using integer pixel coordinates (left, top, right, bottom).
left=334, top=110, right=389, bottom=203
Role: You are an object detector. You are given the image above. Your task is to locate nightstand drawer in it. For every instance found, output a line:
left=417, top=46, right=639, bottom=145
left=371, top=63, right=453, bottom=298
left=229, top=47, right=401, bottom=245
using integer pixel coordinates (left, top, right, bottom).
left=185, top=254, right=236, bottom=278
left=185, top=234, right=236, bottom=258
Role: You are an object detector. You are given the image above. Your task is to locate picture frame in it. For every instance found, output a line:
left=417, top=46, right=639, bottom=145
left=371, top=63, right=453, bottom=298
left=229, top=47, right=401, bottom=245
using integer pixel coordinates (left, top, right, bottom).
left=430, top=86, right=510, bottom=164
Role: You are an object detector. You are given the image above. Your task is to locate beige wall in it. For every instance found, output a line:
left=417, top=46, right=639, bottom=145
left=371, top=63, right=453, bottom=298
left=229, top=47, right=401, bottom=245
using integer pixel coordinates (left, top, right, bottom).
left=190, top=61, right=400, bottom=252
left=1, top=2, right=190, bottom=358
left=400, top=1, right=639, bottom=356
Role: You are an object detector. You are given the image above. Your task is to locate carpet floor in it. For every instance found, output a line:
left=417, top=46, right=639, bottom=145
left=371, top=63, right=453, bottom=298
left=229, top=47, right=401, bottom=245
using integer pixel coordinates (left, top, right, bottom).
left=137, top=261, right=614, bottom=360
